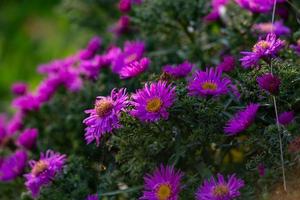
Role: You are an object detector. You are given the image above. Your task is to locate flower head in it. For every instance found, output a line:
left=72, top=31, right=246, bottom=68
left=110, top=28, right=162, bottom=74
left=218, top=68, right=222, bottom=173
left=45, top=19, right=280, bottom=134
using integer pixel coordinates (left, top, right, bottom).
left=257, top=73, right=281, bottom=95
left=83, top=88, right=128, bottom=145
left=204, top=0, right=229, bottom=22
left=87, top=36, right=102, bottom=53
left=16, top=128, right=38, bottom=150
left=0, top=150, right=27, bottom=181
left=240, top=33, right=285, bottom=69
left=224, top=103, right=260, bottom=136
left=188, top=67, right=233, bottom=97
left=86, top=194, right=99, bottom=200
left=163, top=61, right=193, bottom=78
left=130, top=81, right=176, bottom=122
left=252, top=21, right=290, bottom=36
left=119, top=57, right=150, bottom=79
left=12, top=93, right=41, bottom=112
left=111, top=15, right=131, bottom=36
left=118, top=0, right=132, bottom=13
left=196, top=173, right=244, bottom=200
left=278, top=111, right=294, bottom=126
left=234, top=0, right=273, bottom=13
left=24, top=150, right=66, bottom=198
left=11, top=82, right=28, bottom=96
left=217, top=56, right=235, bottom=73
left=140, top=165, right=183, bottom=200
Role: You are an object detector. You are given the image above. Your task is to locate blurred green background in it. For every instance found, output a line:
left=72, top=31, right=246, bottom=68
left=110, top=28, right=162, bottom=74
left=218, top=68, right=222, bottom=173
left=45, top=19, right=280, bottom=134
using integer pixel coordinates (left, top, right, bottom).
left=0, top=0, right=118, bottom=110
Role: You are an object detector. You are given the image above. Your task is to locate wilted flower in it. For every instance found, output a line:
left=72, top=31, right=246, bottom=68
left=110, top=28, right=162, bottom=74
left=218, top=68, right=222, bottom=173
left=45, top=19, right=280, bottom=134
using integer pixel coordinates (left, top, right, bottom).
left=217, top=55, right=235, bottom=73
left=257, top=73, right=281, bottom=95
left=140, top=165, right=183, bottom=200
left=24, top=150, right=66, bottom=198
left=204, top=0, right=229, bottom=22
left=16, top=128, right=38, bottom=150
left=119, top=57, right=150, bottom=79
left=224, top=103, right=260, bottom=136
left=278, top=111, right=294, bottom=126
left=11, top=82, right=28, bottom=96
left=130, top=81, right=176, bottom=122
left=196, top=173, right=244, bottom=200
left=83, top=88, right=128, bottom=145
left=163, top=61, right=193, bottom=78
left=240, top=33, right=285, bottom=69
left=252, top=21, right=290, bottom=36
left=188, top=67, right=234, bottom=97
left=0, top=150, right=27, bottom=181
left=257, top=163, right=265, bottom=177
left=288, top=136, right=300, bottom=153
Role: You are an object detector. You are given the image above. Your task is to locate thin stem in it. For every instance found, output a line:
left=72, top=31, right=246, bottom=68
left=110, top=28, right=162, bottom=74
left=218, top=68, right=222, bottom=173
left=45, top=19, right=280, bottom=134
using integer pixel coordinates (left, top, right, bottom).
left=273, top=96, right=287, bottom=191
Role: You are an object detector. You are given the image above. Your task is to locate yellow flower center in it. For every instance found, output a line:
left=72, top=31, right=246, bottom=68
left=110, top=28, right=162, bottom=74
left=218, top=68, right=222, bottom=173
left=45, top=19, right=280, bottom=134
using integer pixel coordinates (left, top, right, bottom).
left=253, top=40, right=270, bottom=52
left=32, top=160, right=49, bottom=176
left=146, top=97, right=163, bottom=113
left=95, top=100, right=114, bottom=117
left=156, top=184, right=172, bottom=200
left=213, top=184, right=229, bottom=197
left=297, top=39, right=300, bottom=46
left=125, top=53, right=137, bottom=64
left=202, top=82, right=217, bottom=91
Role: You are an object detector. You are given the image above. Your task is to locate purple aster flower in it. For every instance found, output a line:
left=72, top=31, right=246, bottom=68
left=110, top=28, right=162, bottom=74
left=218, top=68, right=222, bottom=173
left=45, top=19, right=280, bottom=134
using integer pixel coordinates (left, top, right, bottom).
left=278, top=111, right=294, bottom=126
left=290, top=39, right=300, bottom=56
left=83, top=88, right=129, bottom=145
left=204, top=0, right=229, bottom=22
left=0, top=150, right=27, bottom=181
left=163, top=61, right=193, bottom=78
left=240, top=33, right=285, bottom=69
left=130, top=81, right=176, bottom=122
left=118, top=0, right=131, bottom=13
left=188, top=67, right=234, bottom=97
left=234, top=0, right=273, bottom=13
left=6, top=111, right=24, bottom=134
left=217, top=55, right=235, bottom=73
left=257, top=73, right=281, bottom=95
left=111, top=15, right=130, bottom=37
left=24, top=150, right=66, bottom=198
left=257, top=163, right=265, bottom=177
left=12, top=93, right=41, bottom=112
left=35, top=77, right=60, bottom=104
left=195, top=173, right=244, bottom=200
left=86, top=194, right=98, bottom=200
left=119, top=57, right=150, bottom=79
left=252, top=21, right=291, bottom=36
left=140, top=165, right=183, bottom=200
left=11, top=82, right=28, bottom=96
left=224, top=103, right=260, bottom=136
left=87, top=36, right=102, bottom=53
left=111, top=41, right=145, bottom=73
left=80, top=55, right=105, bottom=79
left=16, top=128, right=38, bottom=150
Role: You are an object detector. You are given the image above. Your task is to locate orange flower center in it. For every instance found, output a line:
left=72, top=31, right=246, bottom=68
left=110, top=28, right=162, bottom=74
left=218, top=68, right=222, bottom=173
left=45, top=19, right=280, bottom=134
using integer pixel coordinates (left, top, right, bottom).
left=253, top=40, right=270, bottom=52
left=95, top=100, right=114, bottom=117
left=213, top=184, right=229, bottom=197
left=125, top=53, right=137, bottom=64
left=32, top=160, right=49, bottom=176
left=146, top=97, right=163, bottom=113
left=156, top=183, right=172, bottom=200
left=202, top=82, right=217, bottom=91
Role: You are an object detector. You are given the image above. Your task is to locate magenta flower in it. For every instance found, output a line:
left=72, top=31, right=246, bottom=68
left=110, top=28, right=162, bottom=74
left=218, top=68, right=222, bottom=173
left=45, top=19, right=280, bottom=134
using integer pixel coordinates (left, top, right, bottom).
left=163, top=61, right=193, bottom=78
left=204, top=0, right=229, bottom=22
left=234, top=0, right=273, bottom=13
left=0, top=150, right=27, bottom=181
left=217, top=55, right=235, bottom=73
left=278, top=111, right=294, bottom=126
left=24, top=150, right=66, bottom=198
left=252, top=21, right=291, bottom=36
left=35, top=77, right=60, bottom=103
left=119, top=57, right=150, bottom=79
left=111, top=15, right=131, bottom=36
left=195, top=174, right=244, bottom=200
left=240, top=33, right=285, bottom=69
left=140, top=165, right=183, bottom=200
left=111, top=41, right=145, bottom=73
left=224, top=103, right=260, bottom=136
left=11, top=82, right=28, bottom=96
left=6, top=111, right=24, bottom=134
left=188, top=67, right=234, bottom=97
left=257, top=73, right=281, bottom=95
left=86, top=194, right=99, bottom=200
left=257, top=163, right=265, bottom=177
left=12, top=93, right=41, bottom=112
left=16, top=128, right=38, bottom=150
left=130, top=81, right=176, bottom=122
left=80, top=55, right=105, bottom=79
left=87, top=36, right=102, bottom=53
left=83, top=88, right=128, bottom=145
left=118, top=0, right=131, bottom=13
